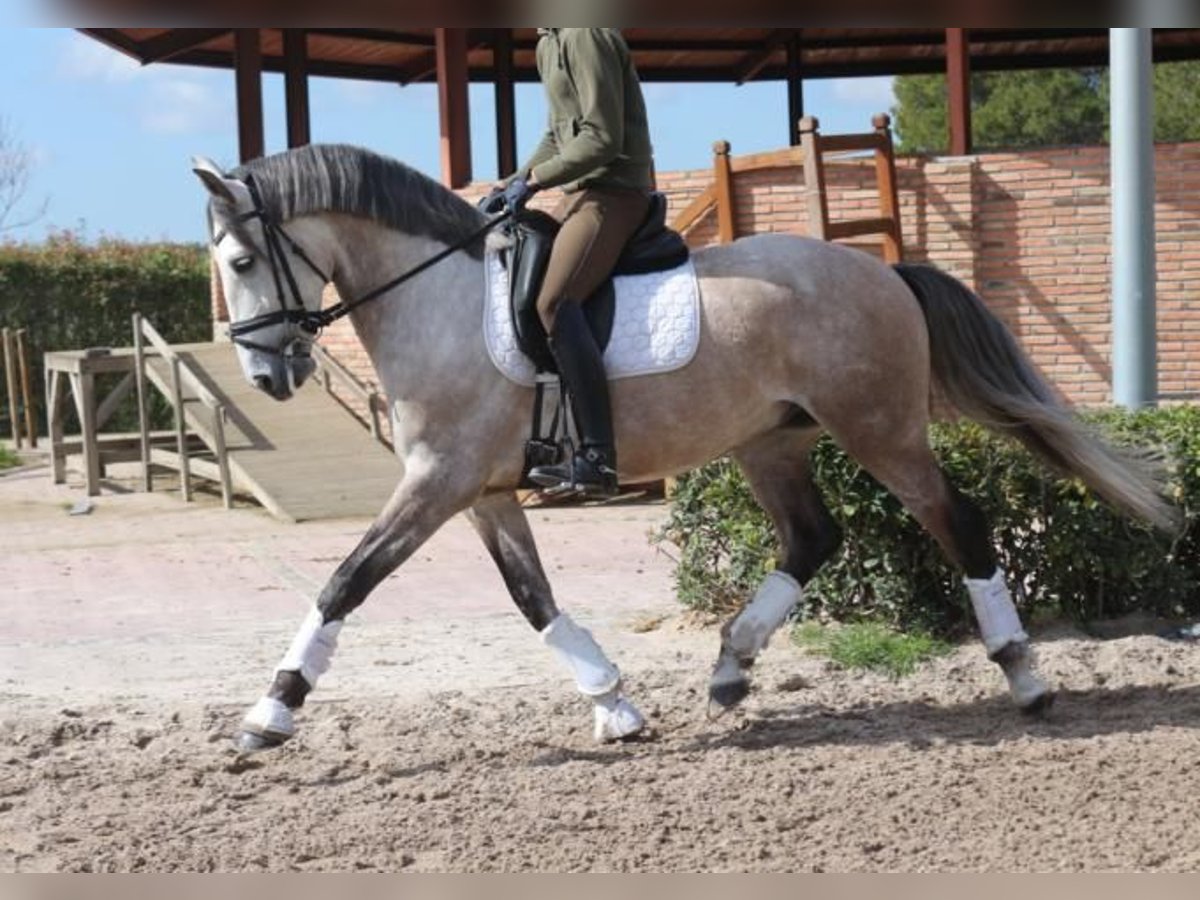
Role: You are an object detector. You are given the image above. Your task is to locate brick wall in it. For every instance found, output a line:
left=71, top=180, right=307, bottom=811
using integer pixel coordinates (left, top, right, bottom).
left=654, top=141, right=1200, bottom=406
left=216, top=141, right=1200, bottom=411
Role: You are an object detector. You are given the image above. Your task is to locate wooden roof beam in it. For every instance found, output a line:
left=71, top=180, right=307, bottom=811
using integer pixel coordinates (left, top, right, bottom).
left=398, top=51, right=439, bottom=85
left=139, top=29, right=231, bottom=64
left=400, top=37, right=487, bottom=86
left=77, top=28, right=142, bottom=60
left=305, top=29, right=435, bottom=47
left=736, top=29, right=796, bottom=85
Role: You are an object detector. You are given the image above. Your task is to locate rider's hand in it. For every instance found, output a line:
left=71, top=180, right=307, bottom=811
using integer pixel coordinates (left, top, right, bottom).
left=502, top=177, right=536, bottom=214
left=478, top=185, right=506, bottom=215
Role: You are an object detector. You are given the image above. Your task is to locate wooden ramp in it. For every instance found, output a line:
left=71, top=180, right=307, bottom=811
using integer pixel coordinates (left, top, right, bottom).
left=143, top=341, right=402, bottom=522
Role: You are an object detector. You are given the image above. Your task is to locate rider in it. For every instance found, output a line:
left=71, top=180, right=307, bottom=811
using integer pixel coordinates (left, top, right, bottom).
left=489, top=28, right=655, bottom=497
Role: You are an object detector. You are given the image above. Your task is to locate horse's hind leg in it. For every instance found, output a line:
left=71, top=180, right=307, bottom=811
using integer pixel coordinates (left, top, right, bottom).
left=831, top=423, right=1053, bottom=713
left=709, top=427, right=844, bottom=714
left=467, top=492, right=646, bottom=742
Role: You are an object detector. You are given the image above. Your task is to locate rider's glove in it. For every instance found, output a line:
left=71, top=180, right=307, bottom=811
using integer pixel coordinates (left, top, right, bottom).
left=502, top=177, right=536, bottom=214
left=479, top=186, right=506, bottom=216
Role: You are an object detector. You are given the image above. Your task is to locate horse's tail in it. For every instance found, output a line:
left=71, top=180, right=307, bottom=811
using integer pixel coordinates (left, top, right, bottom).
left=894, top=263, right=1175, bottom=531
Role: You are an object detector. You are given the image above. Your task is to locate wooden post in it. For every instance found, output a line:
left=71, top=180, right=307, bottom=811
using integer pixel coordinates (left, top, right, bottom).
left=132, top=314, right=152, bottom=493
left=946, top=28, right=973, bottom=156
left=211, top=256, right=229, bottom=328
left=368, top=394, right=383, bottom=444
left=16, top=330, right=35, bottom=449
left=283, top=29, right=311, bottom=149
left=494, top=28, right=518, bottom=179
left=713, top=141, right=737, bottom=244
left=235, top=28, right=265, bottom=163
left=2, top=328, right=20, bottom=448
left=799, top=116, right=830, bottom=241
left=786, top=32, right=805, bottom=147
left=213, top=405, right=233, bottom=510
left=76, top=371, right=101, bottom=496
left=45, top=367, right=65, bottom=484
left=169, top=357, right=193, bottom=502
left=436, top=28, right=473, bottom=189
left=873, top=114, right=904, bottom=264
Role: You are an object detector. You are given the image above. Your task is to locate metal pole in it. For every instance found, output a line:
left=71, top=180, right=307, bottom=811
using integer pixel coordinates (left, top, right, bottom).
left=1110, top=27, right=1157, bottom=409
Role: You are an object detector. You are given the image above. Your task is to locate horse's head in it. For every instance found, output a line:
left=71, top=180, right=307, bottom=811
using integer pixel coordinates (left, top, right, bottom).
left=192, top=156, right=327, bottom=401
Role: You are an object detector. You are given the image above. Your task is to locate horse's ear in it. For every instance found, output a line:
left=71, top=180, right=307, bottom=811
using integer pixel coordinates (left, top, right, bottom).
left=192, top=156, right=238, bottom=206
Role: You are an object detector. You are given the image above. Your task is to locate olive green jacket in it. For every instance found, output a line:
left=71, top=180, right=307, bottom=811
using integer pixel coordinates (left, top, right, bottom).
left=518, top=28, right=655, bottom=193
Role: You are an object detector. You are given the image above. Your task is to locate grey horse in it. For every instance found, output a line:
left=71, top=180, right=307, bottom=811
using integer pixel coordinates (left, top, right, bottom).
left=192, top=144, right=1171, bottom=751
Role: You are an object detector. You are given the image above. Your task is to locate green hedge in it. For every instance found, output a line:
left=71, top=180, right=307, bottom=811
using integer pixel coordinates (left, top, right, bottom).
left=657, top=408, right=1200, bottom=635
left=0, top=234, right=212, bottom=435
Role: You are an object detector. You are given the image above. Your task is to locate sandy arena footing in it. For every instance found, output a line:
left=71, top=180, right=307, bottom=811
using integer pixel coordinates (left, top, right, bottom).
left=3, top=461, right=1200, bottom=872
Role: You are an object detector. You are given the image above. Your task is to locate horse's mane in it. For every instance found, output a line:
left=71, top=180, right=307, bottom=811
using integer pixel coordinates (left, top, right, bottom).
left=231, top=144, right=487, bottom=259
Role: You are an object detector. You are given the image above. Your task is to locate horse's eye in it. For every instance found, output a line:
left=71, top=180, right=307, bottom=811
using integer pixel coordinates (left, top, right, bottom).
left=232, top=255, right=255, bottom=274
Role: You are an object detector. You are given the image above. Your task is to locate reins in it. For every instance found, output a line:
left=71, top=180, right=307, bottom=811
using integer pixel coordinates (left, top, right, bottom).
left=216, top=174, right=513, bottom=355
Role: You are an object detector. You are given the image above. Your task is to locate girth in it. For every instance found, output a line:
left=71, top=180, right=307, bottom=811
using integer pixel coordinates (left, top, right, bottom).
left=506, top=192, right=690, bottom=374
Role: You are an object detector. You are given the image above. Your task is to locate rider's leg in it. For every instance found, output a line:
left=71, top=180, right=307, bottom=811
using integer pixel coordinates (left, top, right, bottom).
left=528, top=188, right=651, bottom=496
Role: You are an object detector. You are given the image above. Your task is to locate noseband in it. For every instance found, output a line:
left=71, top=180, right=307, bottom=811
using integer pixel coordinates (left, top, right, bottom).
left=213, top=175, right=513, bottom=358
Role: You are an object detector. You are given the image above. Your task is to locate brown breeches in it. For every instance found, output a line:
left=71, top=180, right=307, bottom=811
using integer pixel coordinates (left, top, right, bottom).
left=535, top=187, right=652, bottom=333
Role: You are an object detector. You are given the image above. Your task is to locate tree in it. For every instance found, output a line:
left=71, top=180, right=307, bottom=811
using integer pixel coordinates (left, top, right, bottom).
left=1153, top=61, right=1200, bottom=142
left=893, top=61, right=1200, bottom=153
left=0, top=118, right=46, bottom=234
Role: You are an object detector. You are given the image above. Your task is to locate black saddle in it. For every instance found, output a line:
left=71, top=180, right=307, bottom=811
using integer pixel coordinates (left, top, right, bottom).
left=507, top=192, right=690, bottom=373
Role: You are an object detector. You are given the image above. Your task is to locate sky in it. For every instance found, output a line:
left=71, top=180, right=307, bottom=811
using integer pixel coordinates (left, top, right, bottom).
left=0, top=27, right=897, bottom=244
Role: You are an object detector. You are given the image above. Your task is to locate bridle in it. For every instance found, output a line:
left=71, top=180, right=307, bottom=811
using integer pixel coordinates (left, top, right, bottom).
left=213, top=174, right=513, bottom=358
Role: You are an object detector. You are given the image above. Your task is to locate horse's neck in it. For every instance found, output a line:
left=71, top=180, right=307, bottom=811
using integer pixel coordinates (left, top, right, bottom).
left=328, top=219, right=487, bottom=406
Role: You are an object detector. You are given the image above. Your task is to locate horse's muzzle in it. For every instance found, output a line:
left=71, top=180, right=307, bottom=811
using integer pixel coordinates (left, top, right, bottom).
left=254, top=373, right=293, bottom=401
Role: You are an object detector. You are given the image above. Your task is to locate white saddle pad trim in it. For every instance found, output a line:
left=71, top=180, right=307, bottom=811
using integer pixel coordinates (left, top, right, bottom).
left=483, top=252, right=701, bottom=387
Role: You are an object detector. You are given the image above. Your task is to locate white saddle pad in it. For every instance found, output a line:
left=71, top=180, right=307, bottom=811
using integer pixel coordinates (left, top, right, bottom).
left=483, top=252, right=701, bottom=387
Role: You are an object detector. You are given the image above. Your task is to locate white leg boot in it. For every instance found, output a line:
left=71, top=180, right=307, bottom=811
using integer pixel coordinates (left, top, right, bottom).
left=542, top=614, right=646, bottom=743
left=965, top=570, right=1053, bottom=712
left=710, top=571, right=803, bottom=715
left=241, top=607, right=343, bottom=744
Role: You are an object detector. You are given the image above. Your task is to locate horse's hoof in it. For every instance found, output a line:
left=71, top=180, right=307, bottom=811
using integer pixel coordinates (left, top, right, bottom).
left=707, top=678, right=751, bottom=719
left=594, top=697, right=647, bottom=743
left=1019, top=690, right=1056, bottom=718
left=235, top=730, right=289, bottom=753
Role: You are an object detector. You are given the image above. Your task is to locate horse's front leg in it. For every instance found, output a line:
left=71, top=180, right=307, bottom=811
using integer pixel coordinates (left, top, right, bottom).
left=236, top=467, right=480, bottom=751
left=467, top=492, right=646, bottom=743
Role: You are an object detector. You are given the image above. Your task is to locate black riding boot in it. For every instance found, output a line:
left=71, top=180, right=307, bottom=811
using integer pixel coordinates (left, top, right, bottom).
left=528, top=302, right=619, bottom=497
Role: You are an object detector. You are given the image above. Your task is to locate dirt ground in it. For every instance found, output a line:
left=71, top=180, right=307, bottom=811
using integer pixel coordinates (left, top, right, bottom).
left=3, top=458, right=1200, bottom=873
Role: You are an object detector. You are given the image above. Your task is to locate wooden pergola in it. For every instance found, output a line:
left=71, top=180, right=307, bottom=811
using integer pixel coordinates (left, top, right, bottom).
left=82, top=28, right=1200, bottom=188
